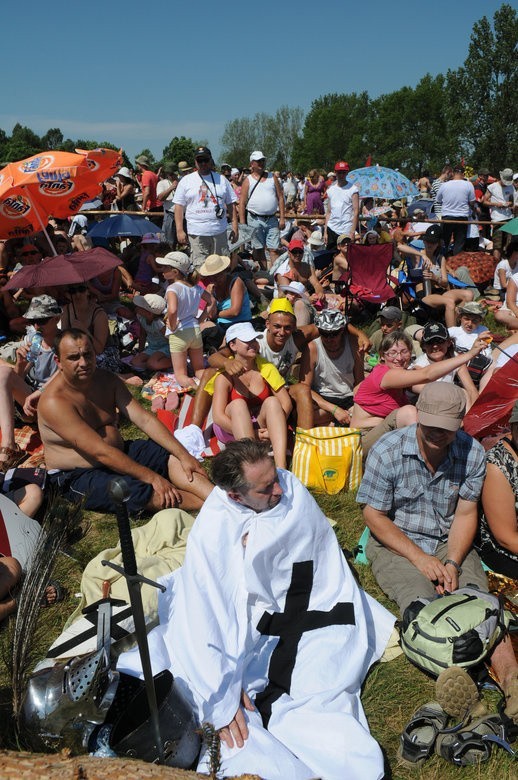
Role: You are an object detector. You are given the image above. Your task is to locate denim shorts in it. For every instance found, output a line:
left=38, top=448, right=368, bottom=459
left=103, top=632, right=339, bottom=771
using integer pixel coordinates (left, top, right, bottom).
left=247, top=213, right=280, bottom=250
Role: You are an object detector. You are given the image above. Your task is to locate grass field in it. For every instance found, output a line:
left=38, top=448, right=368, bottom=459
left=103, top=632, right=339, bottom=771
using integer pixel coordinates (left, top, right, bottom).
left=0, top=309, right=516, bottom=778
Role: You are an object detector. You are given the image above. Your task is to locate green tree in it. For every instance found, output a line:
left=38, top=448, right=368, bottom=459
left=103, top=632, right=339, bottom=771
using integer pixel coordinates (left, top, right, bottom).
left=161, top=136, right=199, bottom=167
left=4, top=124, right=42, bottom=161
left=445, top=3, right=518, bottom=169
left=41, top=128, right=64, bottom=150
left=221, top=107, right=304, bottom=170
left=221, top=117, right=263, bottom=168
left=292, top=92, right=371, bottom=173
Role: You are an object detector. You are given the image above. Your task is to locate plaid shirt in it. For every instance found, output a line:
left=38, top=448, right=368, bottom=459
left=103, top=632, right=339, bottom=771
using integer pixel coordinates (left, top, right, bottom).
left=356, top=426, right=486, bottom=554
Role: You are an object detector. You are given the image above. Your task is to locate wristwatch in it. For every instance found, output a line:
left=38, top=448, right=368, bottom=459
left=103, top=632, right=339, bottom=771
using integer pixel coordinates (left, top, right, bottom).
left=444, top=559, right=462, bottom=575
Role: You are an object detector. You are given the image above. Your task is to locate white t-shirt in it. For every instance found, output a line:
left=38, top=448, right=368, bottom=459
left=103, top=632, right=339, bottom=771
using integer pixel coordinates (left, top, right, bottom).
left=487, top=181, right=514, bottom=222
left=246, top=173, right=280, bottom=215
left=502, top=268, right=518, bottom=308
left=495, top=343, right=518, bottom=369
left=156, top=179, right=176, bottom=212
left=436, top=180, right=475, bottom=217
left=412, top=353, right=457, bottom=383
left=326, top=182, right=359, bottom=233
left=493, top=259, right=511, bottom=290
left=448, top=325, right=492, bottom=357
left=173, top=171, right=237, bottom=236
left=165, top=281, right=203, bottom=333
left=256, top=331, right=298, bottom=378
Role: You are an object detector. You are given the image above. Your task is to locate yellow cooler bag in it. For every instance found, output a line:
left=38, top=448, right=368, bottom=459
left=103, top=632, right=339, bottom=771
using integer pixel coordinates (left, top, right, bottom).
left=291, top=426, right=362, bottom=494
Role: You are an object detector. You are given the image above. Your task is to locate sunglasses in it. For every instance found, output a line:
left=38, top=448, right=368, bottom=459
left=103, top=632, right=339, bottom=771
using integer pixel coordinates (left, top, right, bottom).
left=290, top=249, right=304, bottom=256
left=32, top=317, right=52, bottom=325
left=69, top=284, right=87, bottom=293
left=319, top=329, right=343, bottom=337
left=196, top=157, right=210, bottom=164
left=424, top=338, right=447, bottom=346
left=22, top=250, right=39, bottom=256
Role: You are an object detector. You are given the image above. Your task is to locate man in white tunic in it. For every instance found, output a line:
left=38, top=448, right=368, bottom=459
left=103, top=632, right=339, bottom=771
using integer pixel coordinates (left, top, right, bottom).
left=118, top=440, right=395, bottom=780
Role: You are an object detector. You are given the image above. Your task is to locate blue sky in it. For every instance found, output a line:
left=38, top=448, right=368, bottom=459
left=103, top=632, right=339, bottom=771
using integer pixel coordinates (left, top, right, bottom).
left=1, top=0, right=506, bottom=164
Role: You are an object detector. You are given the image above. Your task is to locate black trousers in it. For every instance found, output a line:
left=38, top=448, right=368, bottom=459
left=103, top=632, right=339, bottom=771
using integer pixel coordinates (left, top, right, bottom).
left=442, top=216, right=468, bottom=256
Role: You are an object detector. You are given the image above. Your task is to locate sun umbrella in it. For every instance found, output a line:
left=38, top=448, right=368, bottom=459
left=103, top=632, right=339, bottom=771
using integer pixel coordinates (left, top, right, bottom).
left=0, top=148, right=122, bottom=245
left=4, top=247, right=121, bottom=290
left=497, top=217, right=518, bottom=237
left=347, top=165, right=419, bottom=200
left=87, top=213, right=161, bottom=239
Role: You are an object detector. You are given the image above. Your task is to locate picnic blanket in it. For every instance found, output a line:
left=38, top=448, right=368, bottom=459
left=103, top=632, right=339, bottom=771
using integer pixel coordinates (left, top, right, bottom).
left=447, top=252, right=496, bottom=285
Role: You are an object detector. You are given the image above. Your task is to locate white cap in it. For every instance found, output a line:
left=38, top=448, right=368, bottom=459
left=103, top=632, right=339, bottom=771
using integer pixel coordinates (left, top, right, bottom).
left=280, top=281, right=308, bottom=298
left=308, top=230, right=325, bottom=247
left=116, top=166, right=133, bottom=179
left=250, top=151, right=266, bottom=161
left=225, top=322, right=261, bottom=343
left=231, top=167, right=239, bottom=176
left=133, top=294, right=166, bottom=315
left=513, top=173, right=518, bottom=182
left=155, top=251, right=193, bottom=276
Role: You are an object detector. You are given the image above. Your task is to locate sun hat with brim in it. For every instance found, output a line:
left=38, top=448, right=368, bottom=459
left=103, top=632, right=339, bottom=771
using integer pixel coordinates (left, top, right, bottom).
left=308, top=231, right=325, bottom=248
left=156, top=251, right=192, bottom=276
left=133, top=294, right=166, bottom=316
left=416, top=382, right=466, bottom=432
left=421, top=321, right=449, bottom=342
left=198, top=254, right=231, bottom=277
left=378, top=306, right=402, bottom=323
left=500, top=168, right=514, bottom=185
left=336, top=233, right=350, bottom=245
left=279, top=281, right=308, bottom=299
left=315, top=309, right=347, bottom=332
left=24, top=295, right=62, bottom=320
left=141, top=233, right=160, bottom=244
left=135, top=155, right=151, bottom=167
left=269, top=299, right=296, bottom=316
left=162, top=161, right=176, bottom=175
left=509, top=400, right=518, bottom=425
left=225, top=322, right=261, bottom=343
left=116, top=167, right=133, bottom=179
left=178, top=161, right=193, bottom=173
left=457, top=301, right=486, bottom=317
left=392, top=200, right=403, bottom=208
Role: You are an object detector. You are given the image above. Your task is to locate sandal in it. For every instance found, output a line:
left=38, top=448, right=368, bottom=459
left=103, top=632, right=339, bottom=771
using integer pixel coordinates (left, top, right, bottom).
left=0, top=444, right=26, bottom=473
left=40, top=580, right=67, bottom=608
left=436, top=666, right=481, bottom=720
left=397, top=701, right=449, bottom=766
left=435, top=714, right=508, bottom=766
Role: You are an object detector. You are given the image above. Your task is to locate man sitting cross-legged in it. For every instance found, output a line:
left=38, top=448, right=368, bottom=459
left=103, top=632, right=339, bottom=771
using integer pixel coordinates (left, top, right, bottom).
left=38, top=328, right=212, bottom=515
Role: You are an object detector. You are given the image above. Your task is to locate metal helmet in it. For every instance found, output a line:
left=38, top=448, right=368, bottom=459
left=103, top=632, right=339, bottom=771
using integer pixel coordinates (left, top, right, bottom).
left=315, top=309, right=347, bottom=332
left=21, top=649, right=119, bottom=752
left=107, top=670, right=201, bottom=768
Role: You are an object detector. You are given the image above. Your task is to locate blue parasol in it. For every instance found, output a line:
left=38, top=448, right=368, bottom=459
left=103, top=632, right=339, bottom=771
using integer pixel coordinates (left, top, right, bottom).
left=347, top=165, right=419, bottom=200
left=88, top=213, right=161, bottom=239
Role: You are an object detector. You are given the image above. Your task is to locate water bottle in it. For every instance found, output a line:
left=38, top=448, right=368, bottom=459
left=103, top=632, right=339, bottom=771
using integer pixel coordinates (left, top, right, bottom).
left=27, top=332, right=43, bottom=363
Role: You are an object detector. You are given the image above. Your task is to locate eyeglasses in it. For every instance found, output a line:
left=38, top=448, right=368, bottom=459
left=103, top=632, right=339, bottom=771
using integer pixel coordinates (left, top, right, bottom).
left=290, top=249, right=304, bottom=256
left=69, top=285, right=87, bottom=294
left=384, top=349, right=411, bottom=358
left=32, top=317, right=51, bottom=325
left=196, top=157, right=210, bottom=164
left=22, top=250, right=39, bottom=256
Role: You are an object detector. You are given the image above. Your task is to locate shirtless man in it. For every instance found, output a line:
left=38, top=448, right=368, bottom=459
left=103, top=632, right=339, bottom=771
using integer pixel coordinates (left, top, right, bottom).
left=38, top=329, right=212, bottom=515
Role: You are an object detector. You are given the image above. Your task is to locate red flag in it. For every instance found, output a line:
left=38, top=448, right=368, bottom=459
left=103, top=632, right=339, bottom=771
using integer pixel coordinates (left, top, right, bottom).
left=463, top=359, right=518, bottom=439
left=365, top=155, right=372, bottom=167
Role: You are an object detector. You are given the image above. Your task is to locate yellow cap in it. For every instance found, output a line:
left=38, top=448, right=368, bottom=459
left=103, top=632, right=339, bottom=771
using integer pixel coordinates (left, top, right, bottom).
left=268, top=298, right=295, bottom=316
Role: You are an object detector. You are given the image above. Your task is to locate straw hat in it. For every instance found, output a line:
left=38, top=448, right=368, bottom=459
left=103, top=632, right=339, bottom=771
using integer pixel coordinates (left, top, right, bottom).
left=133, top=294, right=166, bottom=316
left=198, top=254, right=231, bottom=277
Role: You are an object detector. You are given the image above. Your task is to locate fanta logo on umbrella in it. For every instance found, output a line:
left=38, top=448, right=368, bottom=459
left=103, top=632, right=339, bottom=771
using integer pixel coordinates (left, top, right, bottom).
left=39, top=180, right=75, bottom=196
left=18, top=155, right=54, bottom=174
left=86, top=159, right=99, bottom=171
left=36, top=170, right=72, bottom=183
left=0, top=195, right=31, bottom=218
left=69, top=192, right=90, bottom=210
left=8, top=224, right=34, bottom=238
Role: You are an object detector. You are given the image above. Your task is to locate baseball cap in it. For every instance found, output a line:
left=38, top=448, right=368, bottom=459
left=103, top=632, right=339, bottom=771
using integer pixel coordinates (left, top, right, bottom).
left=231, top=167, right=239, bottom=176
left=155, top=251, right=193, bottom=276
left=308, top=231, right=325, bottom=248
left=457, top=301, right=486, bottom=317
left=500, top=168, right=513, bottom=185
left=268, top=298, right=296, bottom=316
left=336, top=233, right=350, bottom=245
left=133, top=294, right=166, bottom=316
left=24, top=295, right=62, bottom=320
left=194, top=146, right=212, bottom=158
left=225, top=322, right=261, bottom=343
left=513, top=173, right=518, bottom=182
left=416, top=382, right=466, bottom=431
left=288, top=239, right=305, bottom=252
left=378, top=306, right=402, bottom=323
left=423, top=224, right=443, bottom=243
left=421, top=321, right=449, bottom=342
left=334, top=161, right=350, bottom=172
left=250, top=151, right=266, bottom=162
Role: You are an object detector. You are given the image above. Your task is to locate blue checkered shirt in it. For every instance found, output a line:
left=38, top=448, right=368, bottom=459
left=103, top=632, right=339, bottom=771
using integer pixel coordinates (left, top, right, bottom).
left=356, top=425, right=486, bottom=554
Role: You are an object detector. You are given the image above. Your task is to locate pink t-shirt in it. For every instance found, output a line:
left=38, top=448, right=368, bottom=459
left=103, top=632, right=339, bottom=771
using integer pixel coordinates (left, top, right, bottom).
left=354, top=363, right=408, bottom=417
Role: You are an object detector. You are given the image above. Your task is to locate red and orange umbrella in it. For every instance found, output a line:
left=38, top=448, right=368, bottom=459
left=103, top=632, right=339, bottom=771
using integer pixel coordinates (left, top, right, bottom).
left=0, top=148, right=122, bottom=243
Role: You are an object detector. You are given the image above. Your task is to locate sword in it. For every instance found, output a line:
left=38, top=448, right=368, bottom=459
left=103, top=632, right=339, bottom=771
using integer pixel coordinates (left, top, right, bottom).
left=102, top=477, right=167, bottom=764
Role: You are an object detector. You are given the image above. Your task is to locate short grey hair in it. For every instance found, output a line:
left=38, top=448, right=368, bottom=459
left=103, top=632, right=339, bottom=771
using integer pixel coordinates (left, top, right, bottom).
left=210, top=439, right=272, bottom=493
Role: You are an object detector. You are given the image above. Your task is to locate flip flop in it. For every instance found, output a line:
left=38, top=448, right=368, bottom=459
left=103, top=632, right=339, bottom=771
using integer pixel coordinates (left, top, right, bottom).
left=397, top=701, right=449, bottom=766
left=435, top=714, right=508, bottom=766
left=436, top=666, right=481, bottom=719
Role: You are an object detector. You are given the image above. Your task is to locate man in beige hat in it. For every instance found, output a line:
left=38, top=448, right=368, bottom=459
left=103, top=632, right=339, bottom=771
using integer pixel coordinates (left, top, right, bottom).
left=358, top=382, right=518, bottom=720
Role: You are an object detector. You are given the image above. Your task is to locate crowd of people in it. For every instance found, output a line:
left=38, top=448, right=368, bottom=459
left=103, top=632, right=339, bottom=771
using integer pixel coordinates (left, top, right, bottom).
left=0, top=146, right=517, bottom=776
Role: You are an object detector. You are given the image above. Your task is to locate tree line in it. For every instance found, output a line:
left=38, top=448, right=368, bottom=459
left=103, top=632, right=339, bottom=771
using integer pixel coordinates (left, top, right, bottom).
left=221, top=3, right=517, bottom=176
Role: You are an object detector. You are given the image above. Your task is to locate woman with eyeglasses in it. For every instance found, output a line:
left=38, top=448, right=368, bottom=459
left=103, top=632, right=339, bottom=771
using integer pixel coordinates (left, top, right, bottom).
left=351, top=329, right=486, bottom=458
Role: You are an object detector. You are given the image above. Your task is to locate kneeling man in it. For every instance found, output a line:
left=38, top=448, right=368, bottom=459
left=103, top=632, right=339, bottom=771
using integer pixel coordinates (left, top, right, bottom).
left=119, top=439, right=395, bottom=780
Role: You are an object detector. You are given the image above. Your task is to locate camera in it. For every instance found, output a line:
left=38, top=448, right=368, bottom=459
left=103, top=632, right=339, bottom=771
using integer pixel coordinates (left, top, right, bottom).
left=215, top=205, right=224, bottom=219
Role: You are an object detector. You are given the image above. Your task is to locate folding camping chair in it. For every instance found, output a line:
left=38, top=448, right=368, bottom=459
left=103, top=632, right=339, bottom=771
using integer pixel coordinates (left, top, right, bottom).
left=342, top=243, right=395, bottom=316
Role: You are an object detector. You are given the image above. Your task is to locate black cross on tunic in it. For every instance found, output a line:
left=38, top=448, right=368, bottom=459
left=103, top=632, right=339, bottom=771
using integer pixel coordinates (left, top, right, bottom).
left=255, top=560, right=355, bottom=727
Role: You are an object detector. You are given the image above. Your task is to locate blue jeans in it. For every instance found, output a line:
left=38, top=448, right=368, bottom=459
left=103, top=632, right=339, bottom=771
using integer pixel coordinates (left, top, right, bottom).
left=247, top=213, right=280, bottom=250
